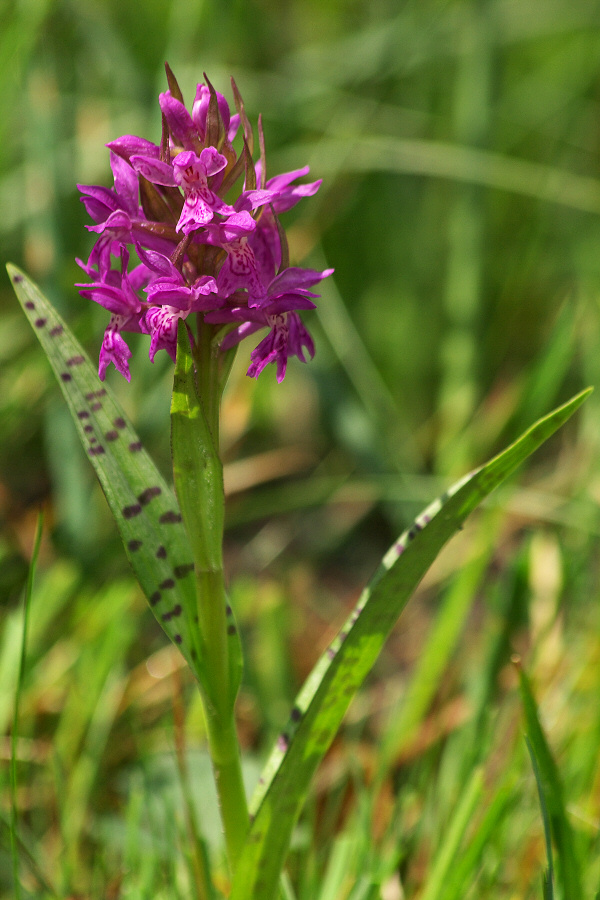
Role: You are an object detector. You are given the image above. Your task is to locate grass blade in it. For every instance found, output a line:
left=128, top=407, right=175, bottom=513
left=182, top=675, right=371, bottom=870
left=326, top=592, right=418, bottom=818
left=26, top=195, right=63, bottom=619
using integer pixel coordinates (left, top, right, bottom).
left=518, top=662, right=582, bottom=899
left=10, top=513, right=49, bottom=899
left=8, top=264, right=203, bottom=682
left=230, top=388, right=591, bottom=900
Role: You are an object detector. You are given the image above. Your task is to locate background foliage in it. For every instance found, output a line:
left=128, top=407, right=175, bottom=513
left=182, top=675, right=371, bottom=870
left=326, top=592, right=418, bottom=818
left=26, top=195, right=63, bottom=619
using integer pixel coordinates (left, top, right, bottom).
left=1, top=1, right=600, bottom=898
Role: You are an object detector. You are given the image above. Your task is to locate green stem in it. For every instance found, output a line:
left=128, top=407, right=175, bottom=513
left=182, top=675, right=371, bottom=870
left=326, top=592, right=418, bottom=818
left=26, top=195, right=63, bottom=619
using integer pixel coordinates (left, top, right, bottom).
left=171, top=320, right=248, bottom=873
left=204, top=703, right=249, bottom=868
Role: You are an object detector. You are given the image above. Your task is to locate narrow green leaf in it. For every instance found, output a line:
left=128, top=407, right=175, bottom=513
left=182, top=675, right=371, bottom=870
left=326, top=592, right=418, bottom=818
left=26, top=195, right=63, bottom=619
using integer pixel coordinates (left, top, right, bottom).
left=8, top=264, right=203, bottom=681
left=11, top=512, right=44, bottom=900
left=525, top=735, right=554, bottom=900
left=518, top=664, right=582, bottom=900
left=231, top=388, right=591, bottom=900
left=419, top=768, right=484, bottom=900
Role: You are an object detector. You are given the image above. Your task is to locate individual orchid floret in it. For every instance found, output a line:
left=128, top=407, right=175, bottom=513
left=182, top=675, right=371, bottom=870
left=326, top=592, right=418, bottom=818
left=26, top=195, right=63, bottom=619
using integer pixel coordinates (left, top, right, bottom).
left=144, top=305, right=187, bottom=363
left=248, top=263, right=334, bottom=311
left=247, top=311, right=315, bottom=382
left=77, top=247, right=149, bottom=317
left=255, top=163, right=322, bottom=214
left=205, top=266, right=331, bottom=381
left=137, top=245, right=219, bottom=312
left=98, top=315, right=142, bottom=382
left=173, top=149, right=236, bottom=232
left=130, top=148, right=236, bottom=234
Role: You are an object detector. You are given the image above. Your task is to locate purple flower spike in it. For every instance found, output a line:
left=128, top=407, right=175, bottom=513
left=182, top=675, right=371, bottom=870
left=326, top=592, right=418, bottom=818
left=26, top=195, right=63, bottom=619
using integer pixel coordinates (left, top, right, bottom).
left=76, top=65, right=333, bottom=380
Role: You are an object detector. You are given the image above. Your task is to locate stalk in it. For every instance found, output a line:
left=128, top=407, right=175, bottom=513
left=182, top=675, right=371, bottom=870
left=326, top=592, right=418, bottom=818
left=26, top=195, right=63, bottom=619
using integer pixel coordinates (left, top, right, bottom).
left=171, top=320, right=248, bottom=873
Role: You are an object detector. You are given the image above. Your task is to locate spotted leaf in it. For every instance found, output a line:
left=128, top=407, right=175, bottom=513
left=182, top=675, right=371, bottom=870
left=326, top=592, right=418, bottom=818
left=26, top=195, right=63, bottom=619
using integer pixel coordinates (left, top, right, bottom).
left=8, top=264, right=204, bottom=681
left=230, top=388, right=591, bottom=900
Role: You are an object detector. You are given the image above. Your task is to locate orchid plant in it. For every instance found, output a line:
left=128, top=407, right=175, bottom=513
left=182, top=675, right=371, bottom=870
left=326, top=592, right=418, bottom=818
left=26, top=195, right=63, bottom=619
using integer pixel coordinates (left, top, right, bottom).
left=8, top=65, right=590, bottom=900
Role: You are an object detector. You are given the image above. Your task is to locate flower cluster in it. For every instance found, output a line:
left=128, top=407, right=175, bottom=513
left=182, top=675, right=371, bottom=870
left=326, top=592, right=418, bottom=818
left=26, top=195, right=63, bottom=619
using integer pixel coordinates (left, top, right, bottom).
left=77, top=67, right=333, bottom=383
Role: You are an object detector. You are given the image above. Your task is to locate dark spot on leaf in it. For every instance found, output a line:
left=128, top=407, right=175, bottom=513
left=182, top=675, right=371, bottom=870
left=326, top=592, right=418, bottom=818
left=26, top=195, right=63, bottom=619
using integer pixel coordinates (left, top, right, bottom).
left=13, top=274, right=23, bottom=283
left=138, top=486, right=161, bottom=506
left=49, top=324, right=63, bottom=337
left=24, top=300, right=34, bottom=309
left=114, top=417, right=126, bottom=429
left=129, top=441, right=142, bottom=452
left=226, top=604, right=233, bottom=615
left=395, top=542, right=405, bottom=556
left=96, top=389, right=107, bottom=397
left=159, top=510, right=182, bottom=524
left=407, top=528, right=416, bottom=541
left=174, top=634, right=182, bottom=644
left=156, top=545, right=167, bottom=559
left=60, top=372, right=72, bottom=382
left=258, top=776, right=265, bottom=785
left=77, top=411, right=89, bottom=419
left=105, top=430, right=118, bottom=441
left=174, top=563, right=194, bottom=578
left=67, top=355, right=84, bottom=366
left=85, top=392, right=95, bottom=401
left=88, top=445, right=105, bottom=456
left=159, top=578, right=175, bottom=590
left=191, top=648, right=198, bottom=659
left=128, top=539, right=142, bottom=552
left=291, top=706, right=302, bottom=722
left=123, top=504, right=142, bottom=518
left=91, top=402, right=102, bottom=412
left=326, top=647, right=336, bottom=660
left=35, top=318, right=47, bottom=328
left=227, top=624, right=236, bottom=636
left=277, top=733, right=289, bottom=752
left=149, top=591, right=161, bottom=606
left=172, top=604, right=182, bottom=617
left=84, top=425, right=93, bottom=434
left=339, top=630, right=347, bottom=642
left=89, top=436, right=97, bottom=444
left=162, top=610, right=172, bottom=622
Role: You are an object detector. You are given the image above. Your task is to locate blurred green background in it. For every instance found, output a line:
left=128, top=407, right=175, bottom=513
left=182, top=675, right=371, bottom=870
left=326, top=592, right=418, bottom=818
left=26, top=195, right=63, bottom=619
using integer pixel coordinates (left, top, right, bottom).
left=2, top=1, right=600, bottom=898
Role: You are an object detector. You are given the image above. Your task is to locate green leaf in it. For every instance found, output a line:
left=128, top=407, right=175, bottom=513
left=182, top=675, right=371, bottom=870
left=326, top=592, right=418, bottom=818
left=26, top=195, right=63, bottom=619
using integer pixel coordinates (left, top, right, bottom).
left=519, top=664, right=582, bottom=900
left=8, top=264, right=204, bottom=682
left=230, top=388, right=591, bottom=900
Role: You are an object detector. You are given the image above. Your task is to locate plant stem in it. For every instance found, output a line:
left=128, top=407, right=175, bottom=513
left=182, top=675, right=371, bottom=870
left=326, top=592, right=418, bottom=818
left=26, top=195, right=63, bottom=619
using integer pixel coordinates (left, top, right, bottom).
left=204, top=704, right=249, bottom=869
left=171, top=320, right=248, bottom=873
left=195, top=569, right=249, bottom=870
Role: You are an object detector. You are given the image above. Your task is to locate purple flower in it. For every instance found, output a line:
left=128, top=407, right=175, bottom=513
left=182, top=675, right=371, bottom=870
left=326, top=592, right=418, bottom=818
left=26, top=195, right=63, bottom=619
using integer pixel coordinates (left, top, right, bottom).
left=144, top=305, right=186, bottom=363
left=172, top=149, right=235, bottom=232
left=256, top=164, right=322, bottom=214
left=77, top=66, right=333, bottom=382
left=136, top=244, right=219, bottom=312
left=191, top=83, right=240, bottom=144
left=205, top=264, right=332, bottom=380
left=247, top=312, right=315, bottom=382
